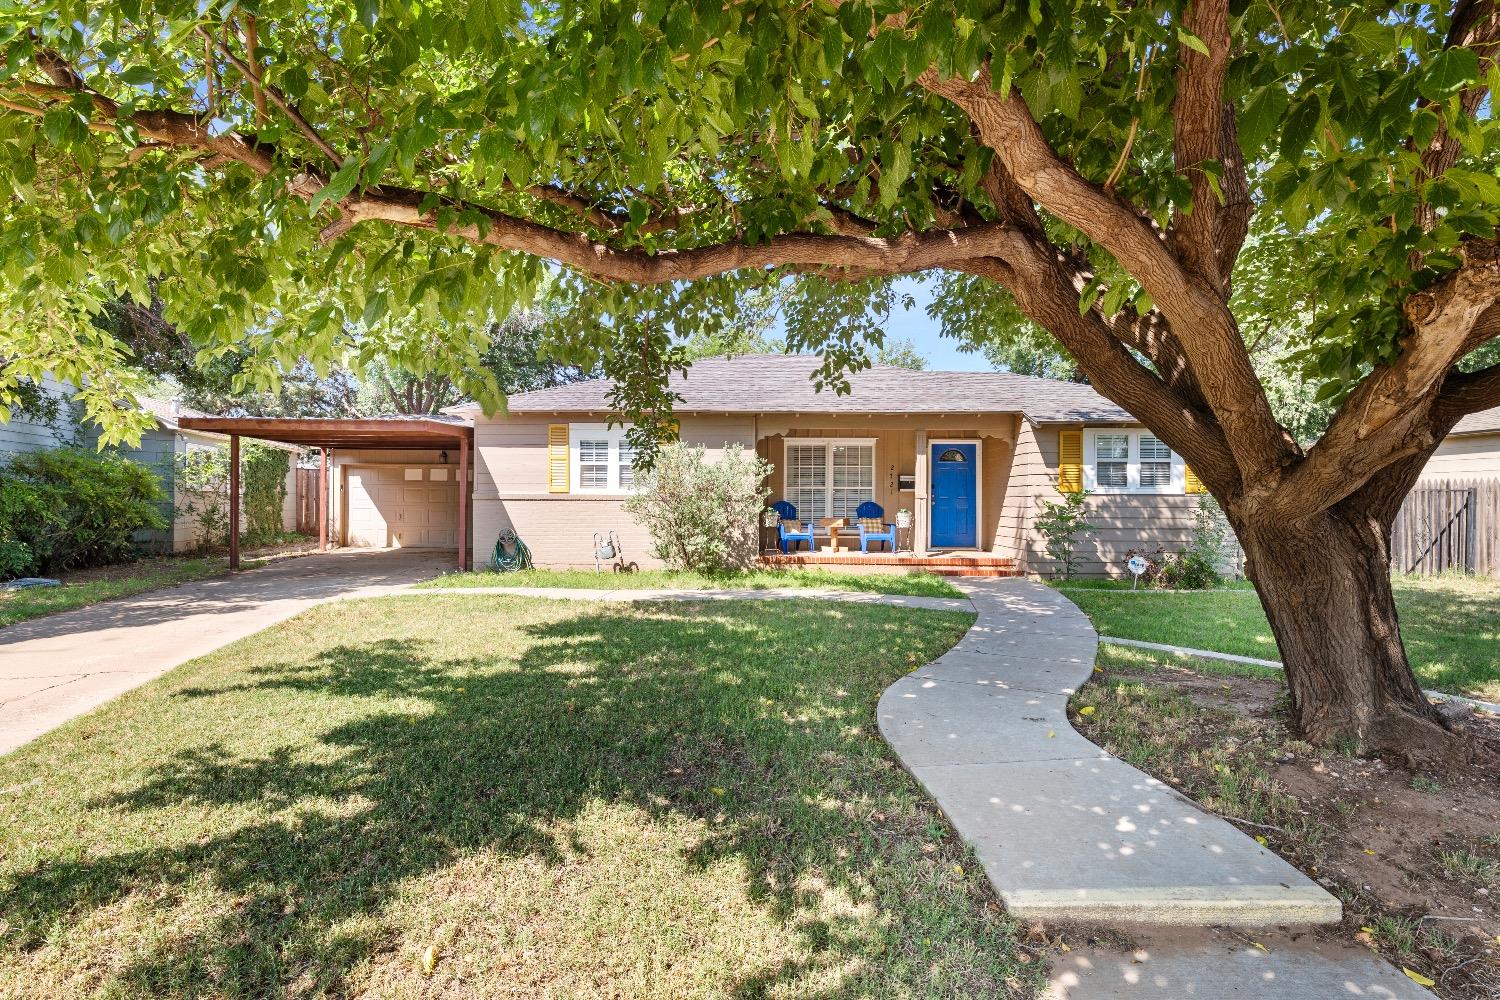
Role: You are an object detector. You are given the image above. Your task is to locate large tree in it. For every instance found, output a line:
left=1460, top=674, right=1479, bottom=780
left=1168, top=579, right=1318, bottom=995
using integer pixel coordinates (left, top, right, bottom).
left=2, top=2, right=1498, bottom=764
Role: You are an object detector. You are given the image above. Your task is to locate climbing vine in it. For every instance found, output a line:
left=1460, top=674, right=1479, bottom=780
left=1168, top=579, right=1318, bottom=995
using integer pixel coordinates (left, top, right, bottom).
left=242, top=444, right=290, bottom=545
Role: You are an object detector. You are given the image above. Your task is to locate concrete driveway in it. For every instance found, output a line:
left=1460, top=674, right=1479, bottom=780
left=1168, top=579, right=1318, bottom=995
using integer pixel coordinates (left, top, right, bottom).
left=0, top=548, right=450, bottom=755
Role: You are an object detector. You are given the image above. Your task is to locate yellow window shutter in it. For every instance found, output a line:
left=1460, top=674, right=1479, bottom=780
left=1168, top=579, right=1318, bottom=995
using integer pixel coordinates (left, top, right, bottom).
left=1057, top=430, right=1083, bottom=493
left=547, top=423, right=569, bottom=493
left=1185, top=465, right=1206, bottom=494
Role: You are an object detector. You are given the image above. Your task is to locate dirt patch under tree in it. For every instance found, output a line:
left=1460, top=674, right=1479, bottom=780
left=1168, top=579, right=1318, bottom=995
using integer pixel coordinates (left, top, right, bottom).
left=1070, top=660, right=1499, bottom=1000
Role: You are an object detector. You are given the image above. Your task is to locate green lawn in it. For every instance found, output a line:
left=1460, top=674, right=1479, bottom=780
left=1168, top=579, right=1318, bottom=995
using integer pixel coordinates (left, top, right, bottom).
left=419, top=566, right=966, bottom=599
left=0, top=557, right=231, bottom=628
left=0, top=595, right=1039, bottom=998
left=1056, top=574, right=1500, bottom=701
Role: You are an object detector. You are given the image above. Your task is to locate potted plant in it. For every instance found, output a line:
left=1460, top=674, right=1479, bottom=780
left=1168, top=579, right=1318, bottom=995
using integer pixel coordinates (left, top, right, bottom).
left=762, top=507, right=782, bottom=528
left=895, top=508, right=913, bottom=528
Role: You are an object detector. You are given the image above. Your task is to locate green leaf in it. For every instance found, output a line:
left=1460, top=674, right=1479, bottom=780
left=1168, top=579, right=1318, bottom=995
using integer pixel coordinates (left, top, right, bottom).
left=1177, top=28, right=1210, bottom=57
left=1279, top=97, right=1321, bottom=164
left=356, top=0, right=380, bottom=30
left=1418, top=48, right=1479, bottom=102
left=309, top=158, right=361, bottom=216
left=1239, top=86, right=1288, bottom=153
left=118, top=65, right=156, bottom=87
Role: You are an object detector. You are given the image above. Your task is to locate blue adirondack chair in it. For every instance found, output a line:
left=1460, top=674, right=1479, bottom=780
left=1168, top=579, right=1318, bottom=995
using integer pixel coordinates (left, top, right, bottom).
left=855, top=500, right=897, bottom=553
left=772, top=500, right=815, bottom=553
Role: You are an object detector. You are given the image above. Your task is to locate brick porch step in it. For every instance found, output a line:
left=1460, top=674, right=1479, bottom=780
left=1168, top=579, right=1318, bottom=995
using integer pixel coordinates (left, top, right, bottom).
left=756, top=551, right=1021, bottom=577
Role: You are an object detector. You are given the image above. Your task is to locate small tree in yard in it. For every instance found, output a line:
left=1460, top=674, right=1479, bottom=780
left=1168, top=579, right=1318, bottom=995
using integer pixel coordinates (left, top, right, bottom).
left=1035, top=491, right=1094, bottom=581
left=624, top=444, right=772, bottom=572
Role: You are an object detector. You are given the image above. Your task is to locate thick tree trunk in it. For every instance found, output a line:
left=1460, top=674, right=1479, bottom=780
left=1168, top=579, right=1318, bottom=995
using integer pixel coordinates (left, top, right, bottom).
left=1234, top=504, right=1475, bottom=770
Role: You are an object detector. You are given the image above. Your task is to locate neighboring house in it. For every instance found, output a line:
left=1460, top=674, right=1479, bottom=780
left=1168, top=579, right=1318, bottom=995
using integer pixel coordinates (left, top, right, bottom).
left=2, top=380, right=299, bottom=553
left=0, top=373, right=83, bottom=455
left=91, top=397, right=301, bottom=553
left=1420, top=405, right=1500, bottom=481
left=451, top=354, right=1204, bottom=577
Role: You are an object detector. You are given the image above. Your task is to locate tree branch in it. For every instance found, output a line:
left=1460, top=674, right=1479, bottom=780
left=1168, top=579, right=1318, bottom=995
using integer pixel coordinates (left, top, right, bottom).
left=1278, top=238, right=1500, bottom=518
left=198, top=26, right=342, bottom=167
left=919, top=66, right=1292, bottom=482
left=954, top=245, right=1237, bottom=492
left=1167, top=0, right=1235, bottom=292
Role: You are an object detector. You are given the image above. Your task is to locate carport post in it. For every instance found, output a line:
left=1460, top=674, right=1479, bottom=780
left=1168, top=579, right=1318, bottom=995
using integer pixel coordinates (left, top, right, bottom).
left=458, top=435, right=470, bottom=571
left=319, top=447, right=330, bottom=551
left=228, top=434, right=241, bottom=571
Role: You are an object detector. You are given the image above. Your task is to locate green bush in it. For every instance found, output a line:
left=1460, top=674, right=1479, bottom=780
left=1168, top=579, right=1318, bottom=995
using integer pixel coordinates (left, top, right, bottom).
left=0, top=447, right=168, bottom=577
left=622, top=443, right=772, bottom=572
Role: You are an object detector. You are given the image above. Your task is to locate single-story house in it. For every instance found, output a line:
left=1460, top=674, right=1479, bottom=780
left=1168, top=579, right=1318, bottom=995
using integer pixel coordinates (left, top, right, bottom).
left=185, top=354, right=1209, bottom=577
left=1420, top=405, right=1500, bottom=481
left=1, top=380, right=298, bottom=552
left=456, top=354, right=1211, bottom=577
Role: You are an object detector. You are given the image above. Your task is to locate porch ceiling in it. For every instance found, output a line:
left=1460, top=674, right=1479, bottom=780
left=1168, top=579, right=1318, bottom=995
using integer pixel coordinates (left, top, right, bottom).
left=177, top=416, right=472, bottom=450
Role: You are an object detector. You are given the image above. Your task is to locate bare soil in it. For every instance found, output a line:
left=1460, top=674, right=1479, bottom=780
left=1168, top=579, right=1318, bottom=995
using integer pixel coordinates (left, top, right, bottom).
left=1074, top=663, right=1500, bottom=1000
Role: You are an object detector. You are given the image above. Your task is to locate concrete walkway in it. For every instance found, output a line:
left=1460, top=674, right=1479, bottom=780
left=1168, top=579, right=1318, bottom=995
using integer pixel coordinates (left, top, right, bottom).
left=879, top=579, right=1433, bottom=998
left=0, top=549, right=450, bottom=755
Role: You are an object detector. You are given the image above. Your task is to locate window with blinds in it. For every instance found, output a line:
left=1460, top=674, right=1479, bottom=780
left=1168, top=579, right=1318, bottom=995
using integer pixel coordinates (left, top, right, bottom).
left=1139, top=434, right=1173, bottom=488
left=578, top=439, right=610, bottom=489
left=831, top=444, right=874, bottom=518
left=1095, top=433, right=1129, bottom=488
left=784, top=440, right=874, bottom=520
left=785, top=442, right=829, bottom=520
left=1083, top=429, right=1186, bottom=493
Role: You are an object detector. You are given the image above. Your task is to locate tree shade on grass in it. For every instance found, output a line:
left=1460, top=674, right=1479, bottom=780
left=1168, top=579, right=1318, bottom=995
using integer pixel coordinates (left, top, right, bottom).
left=0, top=596, right=1041, bottom=998
left=1060, top=575, right=1500, bottom=702
left=417, top=566, right=966, bottom=599
left=7, top=4, right=1500, bottom=760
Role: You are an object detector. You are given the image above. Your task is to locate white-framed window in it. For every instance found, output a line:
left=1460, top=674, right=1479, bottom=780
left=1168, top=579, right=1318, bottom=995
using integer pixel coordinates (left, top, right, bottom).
left=570, top=423, right=637, bottom=493
left=782, top=439, right=876, bottom=520
left=1083, top=429, right=1187, bottom=494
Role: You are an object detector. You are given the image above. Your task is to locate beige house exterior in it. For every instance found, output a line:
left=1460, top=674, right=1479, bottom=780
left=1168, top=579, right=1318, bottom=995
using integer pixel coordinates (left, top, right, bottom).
left=450, top=355, right=1210, bottom=577
left=1420, top=405, right=1500, bottom=482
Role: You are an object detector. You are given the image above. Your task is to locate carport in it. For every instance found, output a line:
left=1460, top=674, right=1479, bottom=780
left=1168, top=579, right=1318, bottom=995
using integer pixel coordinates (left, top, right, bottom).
left=177, top=415, right=474, bottom=571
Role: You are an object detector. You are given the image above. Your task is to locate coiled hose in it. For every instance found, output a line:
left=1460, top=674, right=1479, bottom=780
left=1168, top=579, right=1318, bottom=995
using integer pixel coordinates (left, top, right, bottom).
left=491, top=528, right=533, bottom=572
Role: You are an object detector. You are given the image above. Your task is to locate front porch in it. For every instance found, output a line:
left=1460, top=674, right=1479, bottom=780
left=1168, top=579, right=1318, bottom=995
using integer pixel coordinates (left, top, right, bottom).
left=756, top=549, right=1021, bottom=578
left=753, top=414, right=1022, bottom=562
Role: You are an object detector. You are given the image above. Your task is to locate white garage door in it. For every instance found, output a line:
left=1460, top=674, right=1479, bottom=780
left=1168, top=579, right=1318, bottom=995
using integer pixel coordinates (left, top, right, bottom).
left=345, top=465, right=459, bottom=549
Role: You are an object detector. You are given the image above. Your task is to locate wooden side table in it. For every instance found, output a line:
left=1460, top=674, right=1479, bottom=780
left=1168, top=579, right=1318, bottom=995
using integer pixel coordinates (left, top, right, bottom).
left=818, top=517, right=848, bottom=552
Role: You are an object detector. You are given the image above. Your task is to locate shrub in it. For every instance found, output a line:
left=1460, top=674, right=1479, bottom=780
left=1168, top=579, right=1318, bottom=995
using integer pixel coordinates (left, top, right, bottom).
left=623, top=443, right=772, bottom=572
left=174, top=448, right=232, bottom=550
left=1035, top=490, right=1094, bottom=580
left=0, top=447, right=168, bottom=577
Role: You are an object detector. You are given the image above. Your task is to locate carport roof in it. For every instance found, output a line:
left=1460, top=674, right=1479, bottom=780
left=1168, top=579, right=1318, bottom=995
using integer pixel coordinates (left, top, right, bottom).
left=177, top=415, right=473, bottom=450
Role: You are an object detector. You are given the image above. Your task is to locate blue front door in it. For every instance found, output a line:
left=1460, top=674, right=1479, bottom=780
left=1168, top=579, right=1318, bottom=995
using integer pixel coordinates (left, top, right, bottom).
left=930, top=443, right=977, bottom=548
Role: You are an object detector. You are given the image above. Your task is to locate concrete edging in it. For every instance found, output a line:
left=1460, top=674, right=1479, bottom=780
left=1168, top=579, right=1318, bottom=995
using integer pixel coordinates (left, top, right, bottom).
left=1099, top=635, right=1500, bottom=715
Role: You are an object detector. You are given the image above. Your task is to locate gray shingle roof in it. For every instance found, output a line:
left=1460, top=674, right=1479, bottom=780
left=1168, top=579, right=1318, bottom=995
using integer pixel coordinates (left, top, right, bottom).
left=1452, top=405, right=1500, bottom=436
left=492, top=354, right=1132, bottom=424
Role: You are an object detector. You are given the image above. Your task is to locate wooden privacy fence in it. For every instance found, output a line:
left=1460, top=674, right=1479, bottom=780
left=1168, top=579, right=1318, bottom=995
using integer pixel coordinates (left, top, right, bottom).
left=1391, top=479, right=1499, bottom=577
left=294, top=467, right=320, bottom=534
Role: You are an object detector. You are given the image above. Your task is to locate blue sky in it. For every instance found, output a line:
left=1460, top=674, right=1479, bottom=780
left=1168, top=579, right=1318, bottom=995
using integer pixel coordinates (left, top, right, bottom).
left=765, top=276, right=994, bottom=372
left=880, top=277, right=992, bottom=371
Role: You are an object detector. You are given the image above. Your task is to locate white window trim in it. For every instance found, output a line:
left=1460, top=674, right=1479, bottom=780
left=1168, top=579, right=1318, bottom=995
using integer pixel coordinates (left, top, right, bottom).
left=1082, top=428, right=1186, bottom=495
left=781, top=437, right=878, bottom=521
left=569, top=422, right=637, bottom=494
